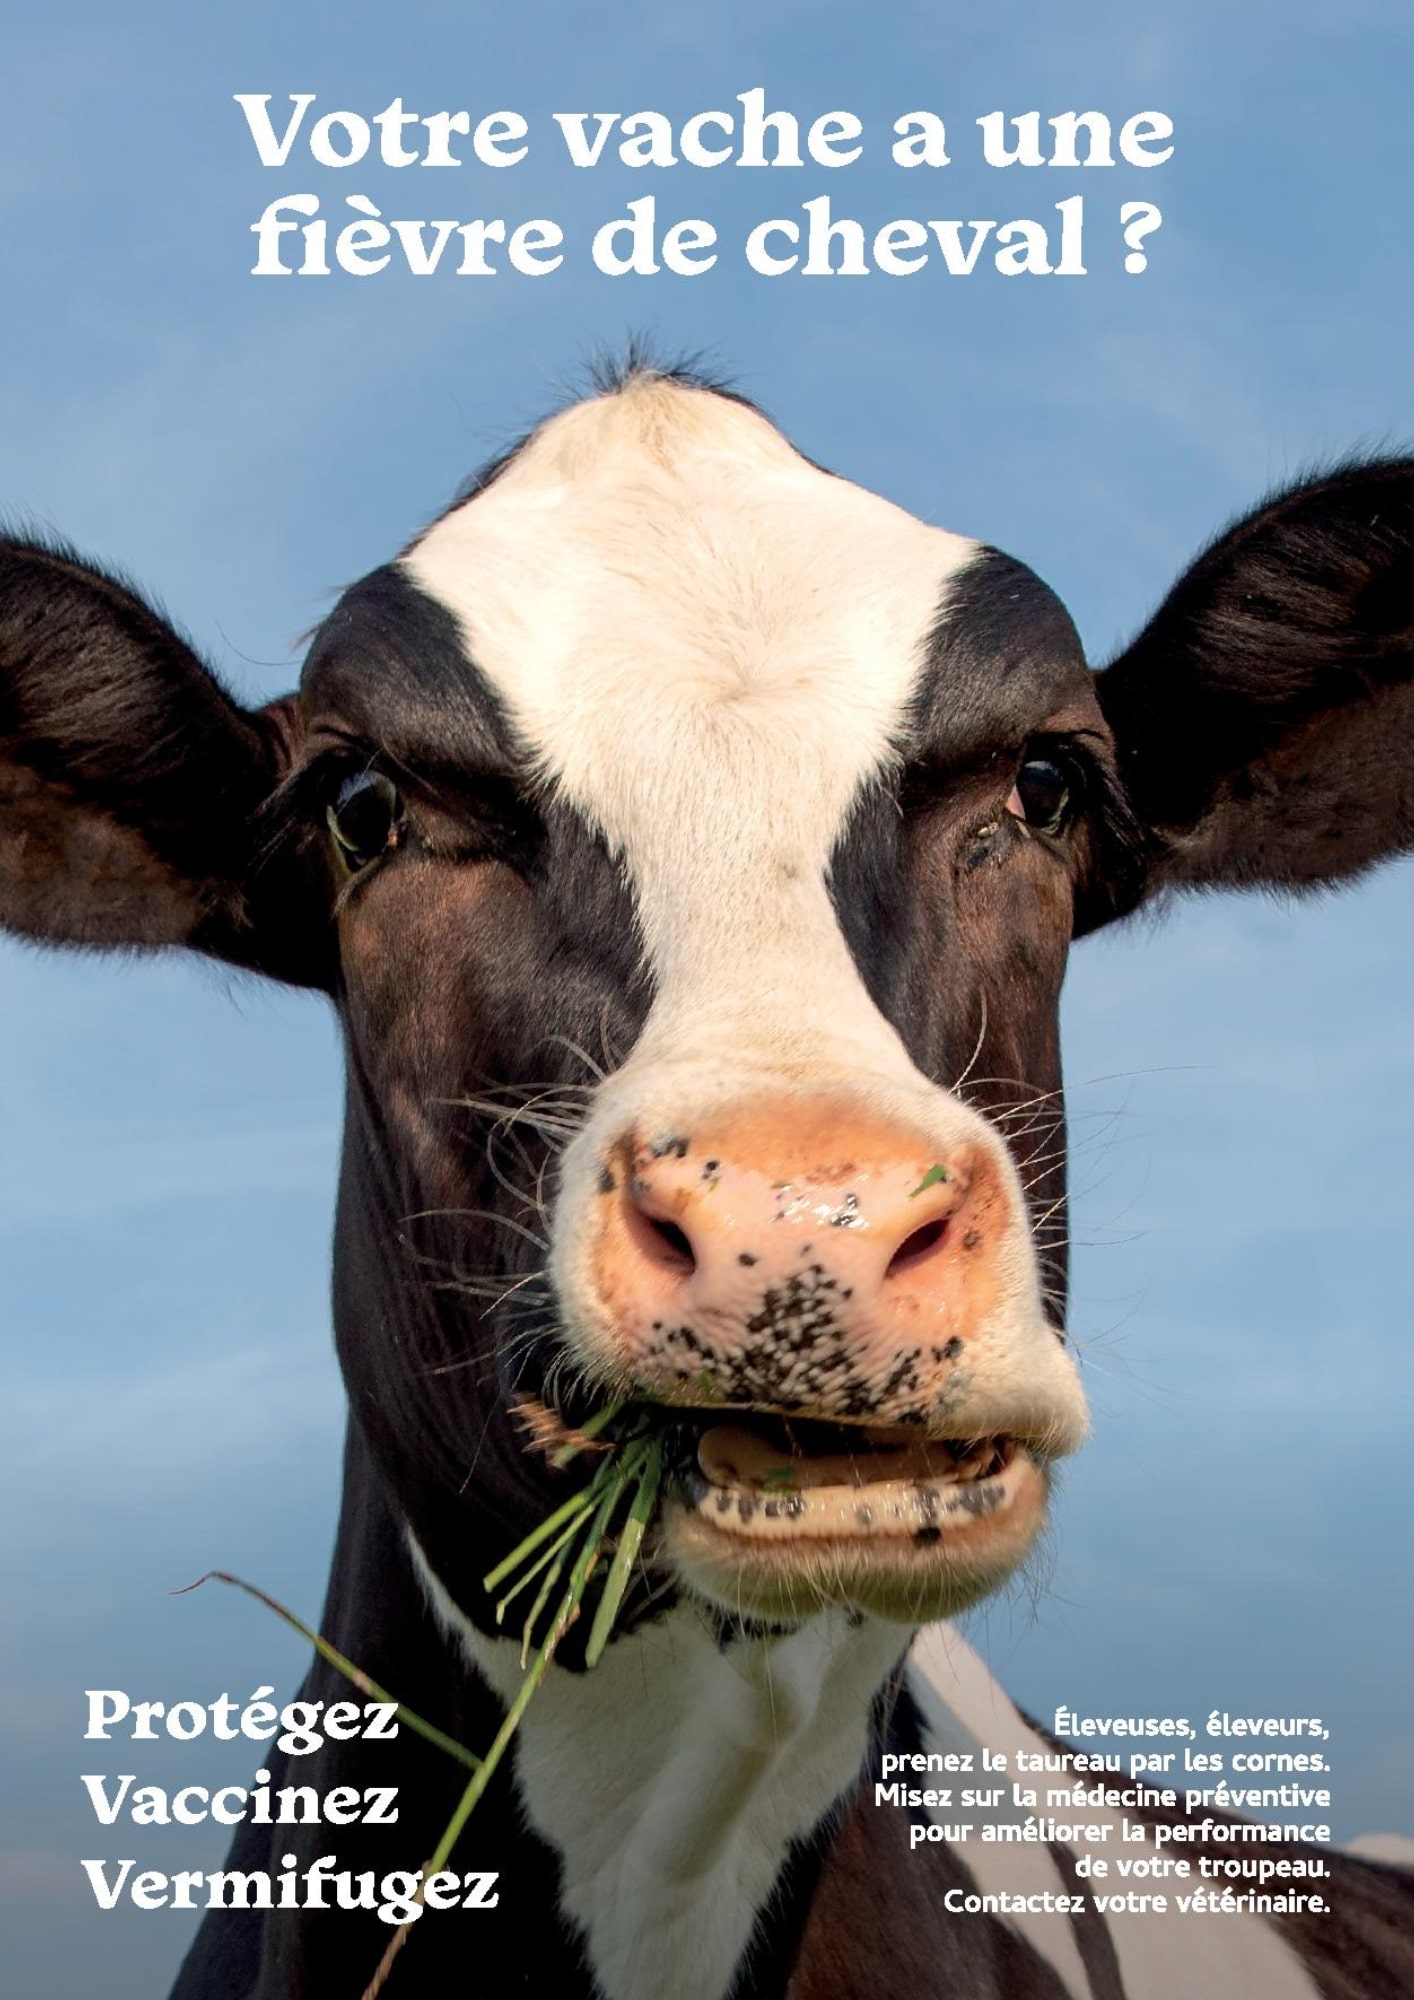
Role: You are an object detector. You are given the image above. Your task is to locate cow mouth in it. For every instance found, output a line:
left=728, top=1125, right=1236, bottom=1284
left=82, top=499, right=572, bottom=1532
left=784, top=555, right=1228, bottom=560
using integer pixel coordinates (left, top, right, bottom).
left=658, top=1409, right=1048, bottom=1624
left=683, top=1414, right=1018, bottom=1523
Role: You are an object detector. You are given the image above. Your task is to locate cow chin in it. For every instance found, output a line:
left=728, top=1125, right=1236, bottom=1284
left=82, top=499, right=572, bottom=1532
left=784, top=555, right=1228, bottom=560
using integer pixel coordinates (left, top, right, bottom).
left=658, top=1421, right=1051, bottom=1625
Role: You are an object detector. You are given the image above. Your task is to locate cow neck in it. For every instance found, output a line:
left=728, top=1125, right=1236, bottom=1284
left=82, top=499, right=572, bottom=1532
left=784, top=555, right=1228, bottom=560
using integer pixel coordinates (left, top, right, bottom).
left=409, top=1526, right=909, bottom=2000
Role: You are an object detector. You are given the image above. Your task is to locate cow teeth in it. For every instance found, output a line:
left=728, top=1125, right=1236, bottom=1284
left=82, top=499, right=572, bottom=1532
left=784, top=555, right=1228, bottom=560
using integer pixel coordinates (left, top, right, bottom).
left=675, top=1433, right=1035, bottom=1551
left=694, top=1420, right=1012, bottom=1496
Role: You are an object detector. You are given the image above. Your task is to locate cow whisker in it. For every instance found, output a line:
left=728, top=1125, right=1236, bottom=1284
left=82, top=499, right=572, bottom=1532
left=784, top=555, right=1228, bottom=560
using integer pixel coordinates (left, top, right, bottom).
left=474, top=1104, right=554, bottom=1155
left=448, top=1075, right=598, bottom=1102
left=949, top=994, right=989, bottom=1093
left=478, top=1134, right=552, bottom=1218
left=546, top=1034, right=610, bottom=1084
left=445, top=1271, right=554, bottom=1318
left=404, top=1207, right=552, bottom=1254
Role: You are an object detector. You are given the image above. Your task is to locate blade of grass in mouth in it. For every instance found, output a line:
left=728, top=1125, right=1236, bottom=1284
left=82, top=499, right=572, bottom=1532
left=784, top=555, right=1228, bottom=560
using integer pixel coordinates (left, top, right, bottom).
left=584, top=1438, right=662, bottom=1668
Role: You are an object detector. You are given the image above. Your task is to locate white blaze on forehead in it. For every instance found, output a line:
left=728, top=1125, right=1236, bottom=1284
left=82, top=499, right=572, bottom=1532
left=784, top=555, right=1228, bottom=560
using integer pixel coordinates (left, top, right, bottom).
left=407, top=377, right=979, bottom=1067
left=411, top=377, right=1089, bottom=1460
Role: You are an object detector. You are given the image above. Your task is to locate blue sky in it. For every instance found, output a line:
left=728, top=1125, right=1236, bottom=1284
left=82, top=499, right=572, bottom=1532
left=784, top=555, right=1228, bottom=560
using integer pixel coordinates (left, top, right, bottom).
left=2, top=2, right=1413, bottom=1991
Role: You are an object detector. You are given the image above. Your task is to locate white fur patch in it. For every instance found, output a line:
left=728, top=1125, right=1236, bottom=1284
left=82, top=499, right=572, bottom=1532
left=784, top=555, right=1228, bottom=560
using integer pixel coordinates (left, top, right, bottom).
left=407, top=377, right=973, bottom=1076
left=409, top=1532, right=907, bottom=2000
left=407, top=374, right=1089, bottom=1452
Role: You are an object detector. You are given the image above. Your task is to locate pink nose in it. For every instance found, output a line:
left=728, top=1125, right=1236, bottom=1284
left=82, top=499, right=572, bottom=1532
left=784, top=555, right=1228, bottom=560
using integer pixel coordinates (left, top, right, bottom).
left=588, top=1100, right=1011, bottom=1423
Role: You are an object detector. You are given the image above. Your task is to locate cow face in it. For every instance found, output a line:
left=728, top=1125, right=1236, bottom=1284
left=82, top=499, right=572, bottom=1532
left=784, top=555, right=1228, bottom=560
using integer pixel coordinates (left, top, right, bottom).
left=310, top=377, right=1121, bottom=1630
left=4, top=368, right=1413, bottom=1647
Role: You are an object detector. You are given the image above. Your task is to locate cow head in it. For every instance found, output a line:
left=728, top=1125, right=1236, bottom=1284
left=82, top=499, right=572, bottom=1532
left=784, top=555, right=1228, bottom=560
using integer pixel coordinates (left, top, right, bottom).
left=5, top=368, right=1414, bottom=1648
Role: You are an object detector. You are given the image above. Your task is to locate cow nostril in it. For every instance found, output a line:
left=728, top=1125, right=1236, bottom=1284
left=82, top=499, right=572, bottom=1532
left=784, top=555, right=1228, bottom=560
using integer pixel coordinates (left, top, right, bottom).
left=648, top=1216, right=696, bottom=1269
left=886, top=1216, right=948, bottom=1278
left=622, top=1193, right=699, bottom=1277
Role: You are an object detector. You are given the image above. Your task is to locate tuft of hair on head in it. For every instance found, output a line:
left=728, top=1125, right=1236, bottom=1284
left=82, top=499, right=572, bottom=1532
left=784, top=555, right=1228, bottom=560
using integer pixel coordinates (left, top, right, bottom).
left=584, top=334, right=742, bottom=402
left=433, top=340, right=753, bottom=519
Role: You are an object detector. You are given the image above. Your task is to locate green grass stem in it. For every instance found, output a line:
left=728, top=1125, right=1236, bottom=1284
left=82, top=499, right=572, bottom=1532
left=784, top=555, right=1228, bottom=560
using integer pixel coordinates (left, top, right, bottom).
left=584, top=1440, right=662, bottom=1668
left=174, top=1571, right=480, bottom=1774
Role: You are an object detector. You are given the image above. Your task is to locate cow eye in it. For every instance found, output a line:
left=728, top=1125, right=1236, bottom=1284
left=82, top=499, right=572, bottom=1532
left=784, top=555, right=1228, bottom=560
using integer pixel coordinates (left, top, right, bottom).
left=327, top=771, right=403, bottom=872
left=1008, top=755, right=1077, bottom=836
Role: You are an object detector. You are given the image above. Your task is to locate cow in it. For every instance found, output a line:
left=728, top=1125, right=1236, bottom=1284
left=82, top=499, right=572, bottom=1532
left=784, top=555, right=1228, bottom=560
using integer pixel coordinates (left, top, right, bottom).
left=3, top=359, right=1413, bottom=2000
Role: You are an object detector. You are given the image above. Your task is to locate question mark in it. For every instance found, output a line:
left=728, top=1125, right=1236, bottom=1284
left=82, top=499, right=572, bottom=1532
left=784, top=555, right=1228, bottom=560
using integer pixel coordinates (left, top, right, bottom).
left=1120, top=201, right=1163, bottom=273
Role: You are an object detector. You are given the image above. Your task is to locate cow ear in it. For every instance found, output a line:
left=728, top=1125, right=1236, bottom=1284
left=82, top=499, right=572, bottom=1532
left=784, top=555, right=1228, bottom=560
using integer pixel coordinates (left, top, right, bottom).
left=1091, top=458, right=1414, bottom=912
left=0, top=537, right=333, bottom=988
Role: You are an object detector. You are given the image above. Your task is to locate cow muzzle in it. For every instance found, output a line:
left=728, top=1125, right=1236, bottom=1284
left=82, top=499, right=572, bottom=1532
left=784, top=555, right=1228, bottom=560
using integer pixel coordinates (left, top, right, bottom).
left=551, top=1094, right=1088, bottom=1622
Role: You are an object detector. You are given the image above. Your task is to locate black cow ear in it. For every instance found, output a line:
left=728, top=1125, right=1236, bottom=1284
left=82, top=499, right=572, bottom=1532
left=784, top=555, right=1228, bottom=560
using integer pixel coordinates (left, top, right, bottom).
left=1092, top=458, right=1414, bottom=909
left=0, top=537, right=333, bottom=987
